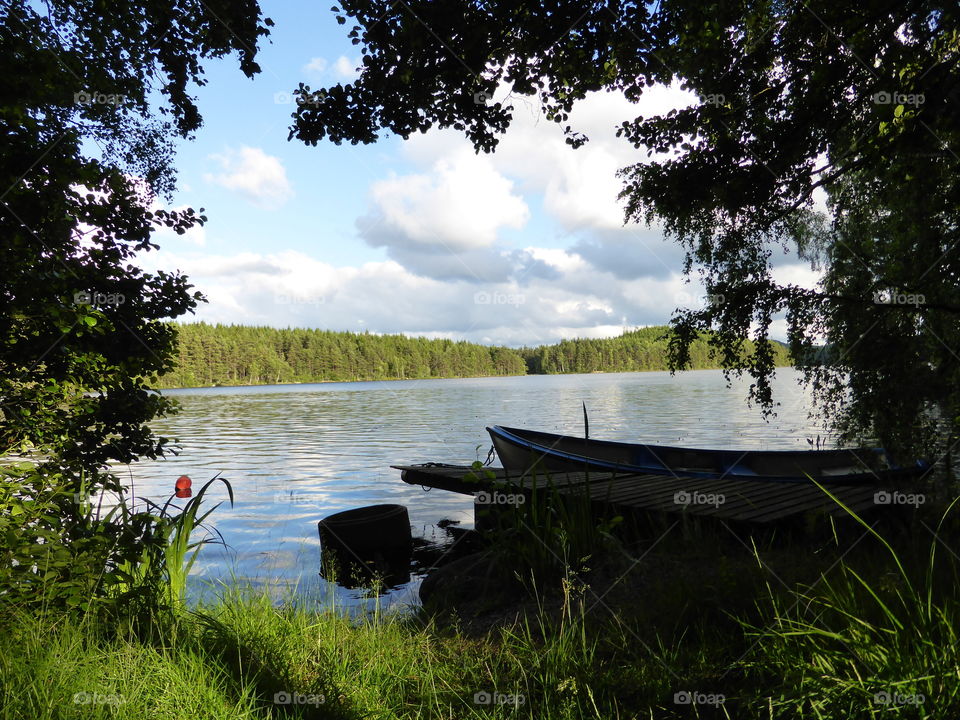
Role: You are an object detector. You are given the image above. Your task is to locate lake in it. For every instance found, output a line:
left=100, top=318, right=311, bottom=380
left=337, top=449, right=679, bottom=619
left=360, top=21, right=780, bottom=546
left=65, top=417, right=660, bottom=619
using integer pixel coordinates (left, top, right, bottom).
left=116, top=368, right=833, bottom=608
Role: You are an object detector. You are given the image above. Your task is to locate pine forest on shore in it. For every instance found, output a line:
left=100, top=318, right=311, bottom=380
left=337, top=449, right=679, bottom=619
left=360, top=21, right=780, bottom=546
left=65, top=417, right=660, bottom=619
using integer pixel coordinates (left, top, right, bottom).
left=157, top=322, right=792, bottom=388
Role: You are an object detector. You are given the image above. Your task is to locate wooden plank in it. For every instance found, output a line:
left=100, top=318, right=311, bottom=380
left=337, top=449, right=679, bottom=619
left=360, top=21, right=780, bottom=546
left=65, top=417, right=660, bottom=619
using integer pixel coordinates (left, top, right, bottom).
left=590, top=477, right=680, bottom=505
left=773, top=486, right=880, bottom=521
left=698, top=483, right=833, bottom=519
left=577, top=474, right=691, bottom=504
left=706, top=485, right=859, bottom=522
left=394, top=463, right=899, bottom=526
left=736, top=486, right=876, bottom=523
left=600, top=475, right=791, bottom=508
left=602, top=477, right=759, bottom=514
left=767, top=485, right=879, bottom=517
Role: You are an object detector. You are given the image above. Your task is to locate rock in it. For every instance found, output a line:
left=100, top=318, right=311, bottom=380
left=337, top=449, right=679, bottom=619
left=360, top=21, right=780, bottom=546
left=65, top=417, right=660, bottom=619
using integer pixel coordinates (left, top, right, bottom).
left=419, top=550, right=518, bottom=610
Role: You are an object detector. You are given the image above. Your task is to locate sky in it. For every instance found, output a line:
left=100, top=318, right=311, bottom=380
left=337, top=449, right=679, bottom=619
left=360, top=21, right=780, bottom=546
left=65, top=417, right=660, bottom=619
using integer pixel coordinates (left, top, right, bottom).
left=137, top=0, right=821, bottom=348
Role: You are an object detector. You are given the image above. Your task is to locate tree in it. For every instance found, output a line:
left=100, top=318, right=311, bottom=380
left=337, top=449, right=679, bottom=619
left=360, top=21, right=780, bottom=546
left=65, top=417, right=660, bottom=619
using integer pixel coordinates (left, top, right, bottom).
left=0, top=0, right=271, bottom=611
left=291, top=1, right=960, bottom=461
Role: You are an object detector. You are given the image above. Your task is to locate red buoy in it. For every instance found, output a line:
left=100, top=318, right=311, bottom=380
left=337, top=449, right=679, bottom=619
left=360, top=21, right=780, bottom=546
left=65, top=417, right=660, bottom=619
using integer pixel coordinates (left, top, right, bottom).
left=175, top=475, right=193, bottom=498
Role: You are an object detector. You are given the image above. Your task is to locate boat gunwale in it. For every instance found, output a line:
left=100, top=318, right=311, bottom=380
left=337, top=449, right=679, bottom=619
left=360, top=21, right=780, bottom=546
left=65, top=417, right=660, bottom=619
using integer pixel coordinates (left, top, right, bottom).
left=487, top=425, right=909, bottom=485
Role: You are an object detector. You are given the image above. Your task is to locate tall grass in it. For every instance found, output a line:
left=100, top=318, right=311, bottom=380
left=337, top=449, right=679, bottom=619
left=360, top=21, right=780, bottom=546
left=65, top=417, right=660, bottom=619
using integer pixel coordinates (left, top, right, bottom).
left=8, top=520, right=960, bottom=718
left=0, top=606, right=262, bottom=720
left=0, top=580, right=657, bottom=719
left=122, top=474, right=234, bottom=610
left=478, top=462, right=624, bottom=582
left=79, top=474, right=235, bottom=637
left=6, top=462, right=960, bottom=717
left=738, top=492, right=960, bottom=717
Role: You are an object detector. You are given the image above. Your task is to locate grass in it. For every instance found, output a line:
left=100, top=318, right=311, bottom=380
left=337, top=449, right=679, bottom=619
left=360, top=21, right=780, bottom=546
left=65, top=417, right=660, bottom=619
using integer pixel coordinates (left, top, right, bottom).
left=0, top=585, right=597, bottom=719
left=0, top=607, right=262, bottom=719
left=4, top=483, right=960, bottom=718
left=736, top=495, right=960, bottom=717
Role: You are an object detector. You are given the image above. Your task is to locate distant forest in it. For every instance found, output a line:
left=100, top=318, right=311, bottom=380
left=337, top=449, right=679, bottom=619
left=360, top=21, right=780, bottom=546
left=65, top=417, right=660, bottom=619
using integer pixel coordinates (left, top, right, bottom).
left=156, top=323, right=793, bottom=388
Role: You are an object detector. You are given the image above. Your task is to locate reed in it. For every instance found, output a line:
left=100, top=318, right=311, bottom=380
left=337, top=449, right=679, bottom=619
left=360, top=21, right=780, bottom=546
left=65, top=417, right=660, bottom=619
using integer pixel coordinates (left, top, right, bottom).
left=5, top=468, right=960, bottom=717
left=736, top=492, right=960, bottom=717
left=479, top=462, right=624, bottom=582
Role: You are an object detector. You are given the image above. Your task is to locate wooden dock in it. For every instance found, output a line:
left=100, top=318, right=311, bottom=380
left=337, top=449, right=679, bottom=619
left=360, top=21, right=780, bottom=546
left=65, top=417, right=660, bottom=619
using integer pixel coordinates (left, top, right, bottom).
left=394, top=463, right=894, bottom=524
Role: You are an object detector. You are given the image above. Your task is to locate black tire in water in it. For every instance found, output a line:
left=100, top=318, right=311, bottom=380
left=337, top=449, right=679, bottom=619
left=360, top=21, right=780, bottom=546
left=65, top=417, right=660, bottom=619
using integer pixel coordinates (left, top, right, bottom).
left=317, top=504, right=412, bottom=557
left=318, top=504, right=413, bottom=588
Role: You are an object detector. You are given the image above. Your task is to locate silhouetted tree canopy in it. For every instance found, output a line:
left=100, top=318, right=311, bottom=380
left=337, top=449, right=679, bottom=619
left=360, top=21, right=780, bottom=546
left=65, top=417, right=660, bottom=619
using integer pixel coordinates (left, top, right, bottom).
left=1, top=0, right=271, bottom=488
left=290, top=1, right=960, bottom=462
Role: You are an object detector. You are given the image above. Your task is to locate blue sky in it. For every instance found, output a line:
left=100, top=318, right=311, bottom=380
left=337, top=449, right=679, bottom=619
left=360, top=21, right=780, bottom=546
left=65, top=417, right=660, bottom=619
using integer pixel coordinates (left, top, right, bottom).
left=139, top=0, right=820, bottom=347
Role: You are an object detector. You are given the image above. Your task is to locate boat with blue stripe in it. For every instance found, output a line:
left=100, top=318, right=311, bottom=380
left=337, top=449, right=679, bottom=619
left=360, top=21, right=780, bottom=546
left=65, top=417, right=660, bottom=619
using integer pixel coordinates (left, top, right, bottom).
left=487, top=425, right=922, bottom=484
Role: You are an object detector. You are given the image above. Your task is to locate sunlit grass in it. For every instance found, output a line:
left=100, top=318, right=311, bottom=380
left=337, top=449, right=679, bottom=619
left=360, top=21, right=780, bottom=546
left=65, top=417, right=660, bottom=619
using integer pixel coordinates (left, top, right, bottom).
left=0, top=607, right=261, bottom=720
left=4, top=485, right=960, bottom=718
left=737, top=496, right=960, bottom=718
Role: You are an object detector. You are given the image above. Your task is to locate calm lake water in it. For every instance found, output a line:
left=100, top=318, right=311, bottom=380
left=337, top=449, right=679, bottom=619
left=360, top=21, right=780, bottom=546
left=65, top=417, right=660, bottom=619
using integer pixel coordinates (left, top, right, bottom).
left=115, top=368, right=832, bottom=608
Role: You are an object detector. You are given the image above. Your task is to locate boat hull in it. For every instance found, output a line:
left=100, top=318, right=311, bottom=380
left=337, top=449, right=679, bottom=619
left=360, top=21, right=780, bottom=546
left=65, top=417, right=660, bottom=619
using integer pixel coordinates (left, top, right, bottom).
left=487, top=425, right=916, bottom=484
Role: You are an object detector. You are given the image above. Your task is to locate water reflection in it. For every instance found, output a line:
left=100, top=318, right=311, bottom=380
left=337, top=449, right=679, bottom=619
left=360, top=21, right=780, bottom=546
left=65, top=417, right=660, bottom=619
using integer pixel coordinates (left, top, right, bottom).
left=118, top=369, right=832, bottom=608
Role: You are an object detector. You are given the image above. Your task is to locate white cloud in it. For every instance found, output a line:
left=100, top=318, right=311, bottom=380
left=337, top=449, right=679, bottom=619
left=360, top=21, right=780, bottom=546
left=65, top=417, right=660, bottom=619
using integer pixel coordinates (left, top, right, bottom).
left=770, top=262, right=823, bottom=291
left=360, top=148, right=529, bottom=256
left=134, top=244, right=729, bottom=346
left=340, top=81, right=704, bottom=322
left=302, top=57, right=328, bottom=74
left=354, top=83, right=688, bottom=283
left=154, top=214, right=206, bottom=247
left=402, top=81, right=693, bottom=236
left=524, top=247, right=586, bottom=273
left=147, top=82, right=802, bottom=346
left=204, top=146, right=293, bottom=209
left=297, top=55, right=361, bottom=83
left=333, top=55, right=361, bottom=81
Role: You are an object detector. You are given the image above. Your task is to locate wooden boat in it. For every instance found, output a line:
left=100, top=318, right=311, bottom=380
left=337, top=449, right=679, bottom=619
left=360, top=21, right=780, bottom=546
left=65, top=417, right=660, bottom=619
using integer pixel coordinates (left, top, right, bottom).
left=486, top=425, right=919, bottom=484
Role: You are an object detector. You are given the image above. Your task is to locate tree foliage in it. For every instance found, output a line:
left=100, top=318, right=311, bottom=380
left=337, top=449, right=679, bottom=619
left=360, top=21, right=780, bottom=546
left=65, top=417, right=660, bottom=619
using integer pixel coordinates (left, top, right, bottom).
left=0, top=0, right=270, bottom=615
left=2, top=0, right=271, bottom=480
left=155, top=323, right=788, bottom=387
left=290, top=1, right=960, bottom=461
left=159, top=323, right=527, bottom=386
left=521, top=326, right=790, bottom=375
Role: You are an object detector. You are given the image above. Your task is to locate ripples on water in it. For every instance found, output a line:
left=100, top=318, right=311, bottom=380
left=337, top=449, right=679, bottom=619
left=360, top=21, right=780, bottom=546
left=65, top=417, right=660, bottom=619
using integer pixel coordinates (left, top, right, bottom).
left=112, top=368, right=832, bottom=608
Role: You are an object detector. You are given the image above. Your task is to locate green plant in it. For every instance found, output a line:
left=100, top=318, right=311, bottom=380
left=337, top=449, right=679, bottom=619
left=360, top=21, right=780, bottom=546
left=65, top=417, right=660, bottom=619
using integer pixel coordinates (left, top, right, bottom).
left=0, top=463, right=232, bottom=633
left=0, top=463, right=110, bottom=613
left=112, top=475, right=234, bottom=614
left=737, top=494, right=960, bottom=717
left=490, top=466, right=624, bottom=583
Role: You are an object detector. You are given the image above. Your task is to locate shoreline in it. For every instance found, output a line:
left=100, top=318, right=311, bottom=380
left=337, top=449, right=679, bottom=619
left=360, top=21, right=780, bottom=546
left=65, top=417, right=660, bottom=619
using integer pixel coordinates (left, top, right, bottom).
left=155, top=362, right=795, bottom=392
